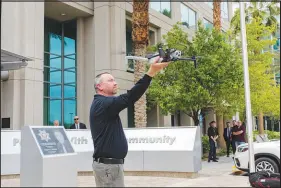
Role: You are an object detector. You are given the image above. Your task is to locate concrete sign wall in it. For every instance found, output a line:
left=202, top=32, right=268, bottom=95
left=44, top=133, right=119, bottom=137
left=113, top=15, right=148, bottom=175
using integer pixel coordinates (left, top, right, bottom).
left=1, top=126, right=202, bottom=175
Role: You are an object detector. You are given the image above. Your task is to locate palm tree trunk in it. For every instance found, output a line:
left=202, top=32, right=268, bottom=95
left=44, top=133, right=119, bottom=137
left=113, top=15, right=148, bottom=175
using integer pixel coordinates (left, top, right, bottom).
left=132, top=0, right=149, bottom=128
left=213, top=1, right=224, bottom=149
left=213, top=0, right=221, bottom=31
left=258, top=111, right=265, bottom=134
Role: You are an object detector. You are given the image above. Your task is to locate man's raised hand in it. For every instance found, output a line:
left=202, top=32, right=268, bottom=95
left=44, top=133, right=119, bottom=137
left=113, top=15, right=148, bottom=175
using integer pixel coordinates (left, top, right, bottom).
left=147, top=56, right=170, bottom=77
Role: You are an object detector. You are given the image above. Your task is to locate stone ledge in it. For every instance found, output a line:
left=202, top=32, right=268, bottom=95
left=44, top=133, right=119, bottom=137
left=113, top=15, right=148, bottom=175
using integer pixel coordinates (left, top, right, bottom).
left=1, top=171, right=198, bottom=179
left=1, top=174, right=20, bottom=179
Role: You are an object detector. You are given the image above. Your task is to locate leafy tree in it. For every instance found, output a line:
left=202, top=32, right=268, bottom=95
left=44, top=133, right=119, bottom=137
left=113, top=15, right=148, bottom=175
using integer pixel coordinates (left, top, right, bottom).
left=147, top=22, right=243, bottom=126
left=230, top=2, right=280, bottom=134
left=237, top=18, right=280, bottom=129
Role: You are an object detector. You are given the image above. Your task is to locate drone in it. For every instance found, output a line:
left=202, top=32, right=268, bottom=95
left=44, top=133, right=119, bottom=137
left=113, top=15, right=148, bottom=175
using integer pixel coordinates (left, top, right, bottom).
left=125, top=44, right=202, bottom=68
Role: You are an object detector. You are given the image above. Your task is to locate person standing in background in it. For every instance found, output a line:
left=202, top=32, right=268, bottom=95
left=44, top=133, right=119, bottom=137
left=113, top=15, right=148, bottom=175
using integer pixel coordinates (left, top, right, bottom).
left=207, top=121, right=219, bottom=162
left=232, top=120, right=246, bottom=148
left=53, top=120, right=60, bottom=126
left=223, top=122, right=234, bottom=157
left=231, top=120, right=238, bottom=153
left=70, top=116, right=87, bottom=129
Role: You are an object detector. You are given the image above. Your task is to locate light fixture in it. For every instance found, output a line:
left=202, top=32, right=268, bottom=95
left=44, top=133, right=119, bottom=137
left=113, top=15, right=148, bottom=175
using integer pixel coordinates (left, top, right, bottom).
left=61, top=13, right=66, bottom=16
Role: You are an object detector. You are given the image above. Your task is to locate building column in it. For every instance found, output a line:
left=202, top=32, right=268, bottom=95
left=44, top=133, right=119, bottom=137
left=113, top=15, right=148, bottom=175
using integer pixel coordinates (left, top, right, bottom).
left=94, top=2, right=131, bottom=127
left=76, top=16, right=96, bottom=127
left=171, top=2, right=181, bottom=22
left=1, top=2, right=44, bottom=129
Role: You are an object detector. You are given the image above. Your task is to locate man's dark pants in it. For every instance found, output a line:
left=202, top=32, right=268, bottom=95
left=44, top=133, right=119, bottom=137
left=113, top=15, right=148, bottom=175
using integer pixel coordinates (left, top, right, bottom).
left=225, top=139, right=235, bottom=156
left=208, top=139, right=216, bottom=161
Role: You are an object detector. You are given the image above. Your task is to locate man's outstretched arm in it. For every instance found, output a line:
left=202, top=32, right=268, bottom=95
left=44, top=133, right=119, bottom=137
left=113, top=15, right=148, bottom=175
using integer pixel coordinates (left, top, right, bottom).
left=106, top=57, right=169, bottom=115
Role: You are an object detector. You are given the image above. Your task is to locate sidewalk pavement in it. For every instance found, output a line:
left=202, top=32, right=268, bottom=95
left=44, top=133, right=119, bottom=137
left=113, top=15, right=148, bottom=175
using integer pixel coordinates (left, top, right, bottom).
left=1, top=156, right=251, bottom=187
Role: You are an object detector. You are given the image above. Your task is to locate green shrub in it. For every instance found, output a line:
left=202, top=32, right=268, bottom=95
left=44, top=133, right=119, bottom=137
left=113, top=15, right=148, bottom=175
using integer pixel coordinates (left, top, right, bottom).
left=217, top=148, right=227, bottom=156
left=202, top=135, right=210, bottom=154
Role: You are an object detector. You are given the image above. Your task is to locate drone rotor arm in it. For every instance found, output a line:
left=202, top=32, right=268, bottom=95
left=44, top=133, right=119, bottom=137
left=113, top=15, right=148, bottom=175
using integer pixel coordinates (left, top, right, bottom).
left=177, top=57, right=196, bottom=61
left=145, top=53, right=160, bottom=59
left=125, top=56, right=149, bottom=62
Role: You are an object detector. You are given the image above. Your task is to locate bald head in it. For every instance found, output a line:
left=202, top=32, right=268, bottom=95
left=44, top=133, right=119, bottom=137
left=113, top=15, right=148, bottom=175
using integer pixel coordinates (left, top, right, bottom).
left=53, top=120, right=59, bottom=126
left=95, top=72, right=118, bottom=96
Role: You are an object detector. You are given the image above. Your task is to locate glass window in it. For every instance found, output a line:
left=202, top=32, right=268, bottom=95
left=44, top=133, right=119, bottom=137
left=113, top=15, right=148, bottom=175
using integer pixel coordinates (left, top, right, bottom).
left=203, top=18, right=213, bottom=30
left=221, top=2, right=228, bottom=21
left=205, top=2, right=213, bottom=9
left=180, top=3, right=196, bottom=30
left=44, top=18, right=77, bottom=128
left=150, top=1, right=171, bottom=18
left=64, top=99, right=76, bottom=126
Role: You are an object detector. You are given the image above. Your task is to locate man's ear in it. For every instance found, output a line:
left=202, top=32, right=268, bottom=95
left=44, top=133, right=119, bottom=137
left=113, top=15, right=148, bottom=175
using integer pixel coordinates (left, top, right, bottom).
left=96, top=84, right=102, bottom=91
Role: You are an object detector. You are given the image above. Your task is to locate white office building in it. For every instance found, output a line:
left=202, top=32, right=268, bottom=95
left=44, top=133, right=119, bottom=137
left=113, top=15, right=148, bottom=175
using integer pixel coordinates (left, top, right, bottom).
left=1, top=1, right=234, bottom=132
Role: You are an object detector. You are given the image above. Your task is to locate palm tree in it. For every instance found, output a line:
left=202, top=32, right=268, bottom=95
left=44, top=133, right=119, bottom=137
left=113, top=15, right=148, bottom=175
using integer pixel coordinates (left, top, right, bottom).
left=213, top=0, right=226, bottom=149
left=230, top=2, right=280, bottom=35
left=213, top=0, right=221, bottom=31
left=132, top=0, right=149, bottom=128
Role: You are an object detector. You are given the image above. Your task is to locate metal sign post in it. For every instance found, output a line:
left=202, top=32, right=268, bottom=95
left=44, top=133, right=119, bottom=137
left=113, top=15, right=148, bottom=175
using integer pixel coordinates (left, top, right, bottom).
left=239, top=2, right=255, bottom=173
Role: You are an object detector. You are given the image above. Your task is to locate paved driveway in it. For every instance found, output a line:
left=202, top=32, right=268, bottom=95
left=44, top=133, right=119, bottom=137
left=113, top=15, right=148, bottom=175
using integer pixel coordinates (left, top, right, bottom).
left=1, top=156, right=250, bottom=187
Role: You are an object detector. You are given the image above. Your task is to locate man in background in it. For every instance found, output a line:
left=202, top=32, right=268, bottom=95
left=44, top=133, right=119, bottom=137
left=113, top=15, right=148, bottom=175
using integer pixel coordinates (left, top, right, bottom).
left=231, top=120, right=238, bottom=153
left=70, top=116, right=87, bottom=129
left=207, top=121, right=219, bottom=162
left=232, top=120, right=246, bottom=148
left=223, top=122, right=233, bottom=157
left=53, top=120, right=60, bottom=126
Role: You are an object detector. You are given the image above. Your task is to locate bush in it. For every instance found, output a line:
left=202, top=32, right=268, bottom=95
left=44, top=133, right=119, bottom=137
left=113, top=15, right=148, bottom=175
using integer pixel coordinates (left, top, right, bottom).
left=202, top=135, right=210, bottom=154
left=217, top=148, right=227, bottom=156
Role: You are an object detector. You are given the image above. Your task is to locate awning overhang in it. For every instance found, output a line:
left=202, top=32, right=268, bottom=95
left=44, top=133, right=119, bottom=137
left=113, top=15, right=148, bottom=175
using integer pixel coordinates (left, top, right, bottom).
left=1, top=49, right=33, bottom=71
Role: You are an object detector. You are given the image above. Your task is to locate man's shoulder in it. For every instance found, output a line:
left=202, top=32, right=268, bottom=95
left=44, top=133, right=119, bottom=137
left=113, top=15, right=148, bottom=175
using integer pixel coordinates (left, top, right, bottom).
left=93, top=94, right=115, bottom=104
left=70, top=124, right=75, bottom=128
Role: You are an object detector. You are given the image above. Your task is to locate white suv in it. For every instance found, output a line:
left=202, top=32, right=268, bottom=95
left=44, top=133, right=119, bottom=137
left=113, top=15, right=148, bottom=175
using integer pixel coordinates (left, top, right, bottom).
left=233, top=140, right=280, bottom=173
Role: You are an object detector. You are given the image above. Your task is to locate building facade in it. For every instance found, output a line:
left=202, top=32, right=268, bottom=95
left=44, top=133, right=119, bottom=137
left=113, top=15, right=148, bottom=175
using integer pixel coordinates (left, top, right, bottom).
left=1, top=1, right=233, bottom=131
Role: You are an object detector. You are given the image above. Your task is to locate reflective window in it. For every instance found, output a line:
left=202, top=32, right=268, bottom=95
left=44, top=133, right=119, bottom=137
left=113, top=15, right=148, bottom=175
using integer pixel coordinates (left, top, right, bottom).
left=205, top=2, right=213, bottom=9
left=150, top=1, right=171, bottom=18
left=221, top=2, right=228, bottom=21
left=44, top=18, right=77, bottom=128
left=180, top=3, right=196, bottom=30
left=203, top=18, right=213, bottom=30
